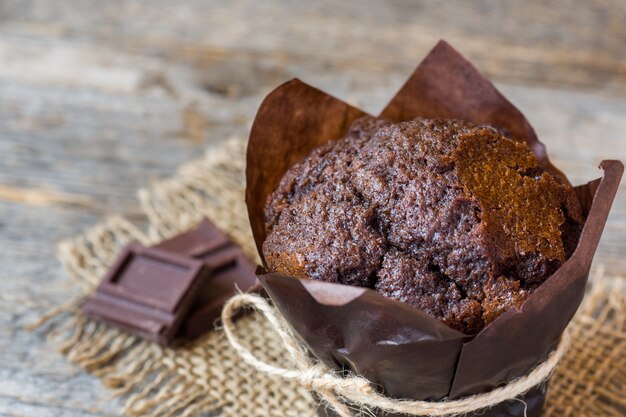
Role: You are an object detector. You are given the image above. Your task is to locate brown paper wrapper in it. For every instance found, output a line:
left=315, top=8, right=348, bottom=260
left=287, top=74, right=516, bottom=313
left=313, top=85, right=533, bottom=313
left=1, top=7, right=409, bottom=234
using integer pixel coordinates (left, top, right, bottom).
left=246, top=41, right=623, bottom=416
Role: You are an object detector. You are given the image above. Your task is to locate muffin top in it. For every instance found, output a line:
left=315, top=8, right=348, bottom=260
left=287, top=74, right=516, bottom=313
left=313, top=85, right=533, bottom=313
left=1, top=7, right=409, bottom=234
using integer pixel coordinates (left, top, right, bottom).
left=263, top=117, right=583, bottom=334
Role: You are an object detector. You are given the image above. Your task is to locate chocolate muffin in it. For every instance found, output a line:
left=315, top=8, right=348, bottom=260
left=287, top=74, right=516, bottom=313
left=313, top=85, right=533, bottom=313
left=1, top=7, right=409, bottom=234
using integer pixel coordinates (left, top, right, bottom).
left=263, top=117, right=584, bottom=334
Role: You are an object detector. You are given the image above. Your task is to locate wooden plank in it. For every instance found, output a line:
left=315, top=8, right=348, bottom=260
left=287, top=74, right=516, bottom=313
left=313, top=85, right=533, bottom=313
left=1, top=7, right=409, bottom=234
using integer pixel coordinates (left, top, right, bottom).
left=0, top=202, right=122, bottom=417
left=0, top=1, right=624, bottom=416
left=0, top=0, right=624, bottom=94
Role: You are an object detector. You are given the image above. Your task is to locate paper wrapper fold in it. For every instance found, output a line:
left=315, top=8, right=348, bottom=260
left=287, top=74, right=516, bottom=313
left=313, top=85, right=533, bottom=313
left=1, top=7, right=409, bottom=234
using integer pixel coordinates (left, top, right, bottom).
left=246, top=40, right=623, bottom=415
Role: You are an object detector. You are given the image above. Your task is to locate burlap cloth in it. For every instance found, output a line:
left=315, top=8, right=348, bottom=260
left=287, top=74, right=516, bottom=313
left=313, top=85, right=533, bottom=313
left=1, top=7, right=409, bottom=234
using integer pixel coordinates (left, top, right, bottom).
left=34, top=137, right=625, bottom=417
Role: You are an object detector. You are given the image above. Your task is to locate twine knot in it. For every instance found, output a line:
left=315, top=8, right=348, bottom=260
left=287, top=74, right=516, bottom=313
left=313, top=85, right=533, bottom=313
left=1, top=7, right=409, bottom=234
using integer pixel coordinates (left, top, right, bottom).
left=222, top=293, right=569, bottom=417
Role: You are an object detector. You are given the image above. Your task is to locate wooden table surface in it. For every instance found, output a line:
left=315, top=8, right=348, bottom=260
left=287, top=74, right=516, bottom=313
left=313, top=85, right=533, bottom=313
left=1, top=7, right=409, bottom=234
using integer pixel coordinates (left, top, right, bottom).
left=1, top=1, right=625, bottom=416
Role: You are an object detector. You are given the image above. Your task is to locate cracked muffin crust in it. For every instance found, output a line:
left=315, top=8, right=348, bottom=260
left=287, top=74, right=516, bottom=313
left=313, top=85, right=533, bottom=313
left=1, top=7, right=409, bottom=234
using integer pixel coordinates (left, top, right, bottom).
left=263, top=117, right=584, bottom=334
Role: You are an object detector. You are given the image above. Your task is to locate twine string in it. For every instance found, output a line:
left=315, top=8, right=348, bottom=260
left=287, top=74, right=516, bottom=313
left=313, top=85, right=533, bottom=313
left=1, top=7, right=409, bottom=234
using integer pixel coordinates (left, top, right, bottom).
left=222, top=293, right=570, bottom=417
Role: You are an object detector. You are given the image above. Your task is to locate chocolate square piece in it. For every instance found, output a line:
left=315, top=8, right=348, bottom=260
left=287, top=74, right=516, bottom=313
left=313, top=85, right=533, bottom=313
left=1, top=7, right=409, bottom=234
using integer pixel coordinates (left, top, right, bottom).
left=83, top=244, right=209, bottom=345
left=154, top=220, right=231, bottom=258
left=182, top=254, right=259, bottom=338
left=153, top=219, right=259, bottom=338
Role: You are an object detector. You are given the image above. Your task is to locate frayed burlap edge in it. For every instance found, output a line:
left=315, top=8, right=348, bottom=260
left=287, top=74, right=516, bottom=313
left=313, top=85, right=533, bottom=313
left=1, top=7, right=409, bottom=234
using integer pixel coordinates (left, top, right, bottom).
left=31, top=136, right=625, bottom=417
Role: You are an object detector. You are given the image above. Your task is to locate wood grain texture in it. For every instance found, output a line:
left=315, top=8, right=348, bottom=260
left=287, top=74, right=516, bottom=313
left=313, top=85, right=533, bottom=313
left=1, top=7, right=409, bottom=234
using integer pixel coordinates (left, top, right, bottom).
left=1, top=0, right=625, bottom=95
left=0, top=1, right=624, bottom=416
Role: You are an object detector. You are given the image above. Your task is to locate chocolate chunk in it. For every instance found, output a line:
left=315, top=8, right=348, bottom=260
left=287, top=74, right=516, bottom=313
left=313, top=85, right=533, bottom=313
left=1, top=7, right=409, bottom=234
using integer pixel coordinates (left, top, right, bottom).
left=83, top=244, right=210, bottom=345
left=153, top=219, right=259, bottom=338
left=182, top=254, right=259, bottom=338
left=154, top=220, right=232, bottom=258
